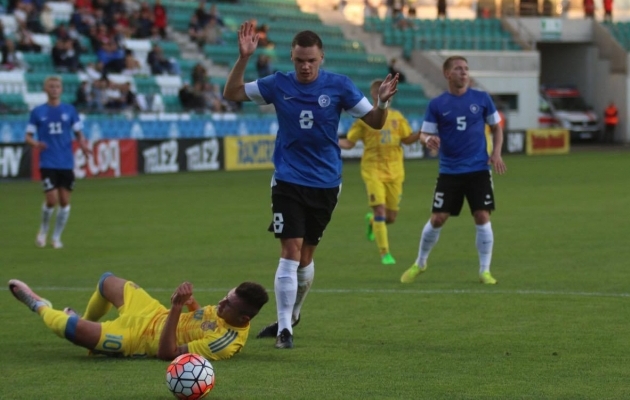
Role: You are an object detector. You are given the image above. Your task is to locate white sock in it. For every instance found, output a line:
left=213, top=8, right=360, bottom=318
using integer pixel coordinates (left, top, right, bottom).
left=293, top=261, right=314, bottom=323
left=52, top=205, right=71, bottom=242
left=274, top=258, right=299, bottom=335
left=40, top=203, right=54, bottom=234
left=476, top=222, right=493, bottom=274
left=415, top=220, right=441, bottom=267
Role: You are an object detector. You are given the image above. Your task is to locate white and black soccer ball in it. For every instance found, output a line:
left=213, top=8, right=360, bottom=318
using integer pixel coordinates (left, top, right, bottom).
left=166, top=353, right=215, bottom=399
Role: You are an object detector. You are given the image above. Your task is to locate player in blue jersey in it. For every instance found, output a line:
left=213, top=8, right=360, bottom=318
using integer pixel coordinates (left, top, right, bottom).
left=223, top=21, right=400, bottom=349
left=25, top=76, right=91, bottom=249
left=400, top=56, right=507, bottom=285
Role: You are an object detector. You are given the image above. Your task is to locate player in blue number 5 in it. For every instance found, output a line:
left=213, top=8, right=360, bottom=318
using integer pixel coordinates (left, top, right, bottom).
left=400, top=56, right=507, bottom=285
left=25, top=76, right=91, bottom=249
left=223, top=21, right=399, bottom=349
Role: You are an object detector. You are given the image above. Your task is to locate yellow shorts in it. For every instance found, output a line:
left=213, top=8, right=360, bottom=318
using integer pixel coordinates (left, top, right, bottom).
left=93, top=281, right=167, bottom=357
left=364, top=177, right=403, bottom=211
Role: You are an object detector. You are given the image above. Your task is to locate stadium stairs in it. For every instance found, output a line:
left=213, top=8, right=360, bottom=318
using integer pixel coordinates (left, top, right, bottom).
left=299, top=0, right=443, bottom=98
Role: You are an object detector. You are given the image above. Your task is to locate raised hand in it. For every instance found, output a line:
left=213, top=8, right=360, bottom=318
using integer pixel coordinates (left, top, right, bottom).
left=378, top=73, right=400, bottom=103
left=171, top=282, right=193, bottom=307
left=238, top=21, right=259, bottom=59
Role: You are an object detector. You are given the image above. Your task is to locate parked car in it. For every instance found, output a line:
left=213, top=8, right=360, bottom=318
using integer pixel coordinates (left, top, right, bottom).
left=538, top=85, right=600, bottom=141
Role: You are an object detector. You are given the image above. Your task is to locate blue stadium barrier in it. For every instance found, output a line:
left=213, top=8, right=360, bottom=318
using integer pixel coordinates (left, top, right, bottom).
left=0, top=115, right=425, bottom=143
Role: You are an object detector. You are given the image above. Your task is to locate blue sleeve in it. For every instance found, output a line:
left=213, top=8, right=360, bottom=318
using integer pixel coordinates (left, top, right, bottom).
left=256, top=74, right=277, bottom=104
left=424, top=99, right=439, bottom=124
left=340, top=76, right=365, bottom=111
left=26, top=109, right=38, bottom=136
left=484, top=92, right=497, bottom=118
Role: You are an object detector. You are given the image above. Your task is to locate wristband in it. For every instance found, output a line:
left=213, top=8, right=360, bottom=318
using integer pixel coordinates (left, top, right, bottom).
left=377, top=97, right=389, bottom=110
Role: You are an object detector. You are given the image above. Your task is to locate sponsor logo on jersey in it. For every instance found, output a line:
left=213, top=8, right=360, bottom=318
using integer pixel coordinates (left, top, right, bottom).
left=470, top=104, right=480, bottom=114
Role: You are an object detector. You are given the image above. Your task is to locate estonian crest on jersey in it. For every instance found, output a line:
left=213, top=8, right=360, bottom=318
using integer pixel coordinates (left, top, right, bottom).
left=469, top=104, right=480, bottom=114
left=318, top=95, right=331, bottom=108
left=61, top=113, right=69, bottom=121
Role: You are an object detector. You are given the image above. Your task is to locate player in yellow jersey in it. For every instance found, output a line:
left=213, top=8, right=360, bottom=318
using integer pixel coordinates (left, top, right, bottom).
left=339, top=79, right=420, bottom=265
left=8, top=272, right=269, bottom=361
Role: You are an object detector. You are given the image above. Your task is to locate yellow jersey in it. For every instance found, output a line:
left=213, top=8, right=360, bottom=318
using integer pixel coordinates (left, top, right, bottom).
left=139, top=305, right=249, bottom=361
left=346, top=109, right=412, bottom=182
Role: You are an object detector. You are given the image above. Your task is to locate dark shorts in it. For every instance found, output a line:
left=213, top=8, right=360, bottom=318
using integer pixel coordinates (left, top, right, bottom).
left=431, top=170, right=495, bottom=216
left=40, top=168, right=75, bottom=192
left=268, top=179, right=340, bottom=246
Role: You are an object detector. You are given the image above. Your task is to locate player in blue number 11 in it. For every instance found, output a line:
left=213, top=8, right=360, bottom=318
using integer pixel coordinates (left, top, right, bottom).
left=400, top=56, right=507, bottom=285
left=25, top=76, right=91, bottom=249
left=223, top=21, right=400, bottom=349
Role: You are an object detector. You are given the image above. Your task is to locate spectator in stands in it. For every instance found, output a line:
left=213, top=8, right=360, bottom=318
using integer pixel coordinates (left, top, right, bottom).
left=122, top=48, right=143, bottom=76
left=256, top=54, right=273, bottom=78
left=97, top=40, right=125, bottom=74
left=388, top=58, right=406, bottom=83
left=40, top=4, right=55, bottom=33
left=188, top=15, right=204, bottom=48
left=153, top=0, right=168, bottom=39
left=437, top=0, right=447, bottom=18
left=0, top=20, right=6, bottom=47
left=603, top=0, right=613, bottom=21
left=105, top=0, right=126, bottom=23
left=134, top=2, right=154, bottom=38
left=71, top=7, right=96, bottom=37
left=111, top=11, right=132, bottom=38
left=74, top=80, right=91, bottom=112
left=584, top=0, right=595, bottom=18
left=542, top=0, right=554, bottom=15
left=194, top=0, right=211, bottom=27
left=201, top=18, right=223, bottom=47
left=392, top=8, right=412, bottom=30
left=90, top=76, right=110, bottom=112
left=1, top=38, right=28, bottom=71
left=105, top=82, right=138, bottom=111
left=179, top=83, right=206, bottom=112
left=147, top=43, right=178, bottom=75
left=191, top=63, right=208, bottom=86
left=15, top=22, right=42, bottom=52
left=364, top=0, right=379, bottom=17
left=13, top=0, right=30, bottom=26
left=208, top=4, right=225, bottom=27
left=85, top=61, right=105, bottom=81
left=256, top=24, right=274, bottom=49
left=52, top=37, right=81, bottom=72
left=202, top=82, right=226, bottom=112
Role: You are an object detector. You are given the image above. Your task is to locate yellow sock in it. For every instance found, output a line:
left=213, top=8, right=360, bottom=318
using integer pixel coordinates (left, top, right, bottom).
left=83, top=288, right=112, bottom=322
left=39, top=306, right=73, bottom=339
left=373, top=219, right=389, bottom=255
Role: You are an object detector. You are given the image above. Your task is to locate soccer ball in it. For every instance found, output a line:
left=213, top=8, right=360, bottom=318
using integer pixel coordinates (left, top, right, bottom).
left=166, top=353, right=215, bottom=399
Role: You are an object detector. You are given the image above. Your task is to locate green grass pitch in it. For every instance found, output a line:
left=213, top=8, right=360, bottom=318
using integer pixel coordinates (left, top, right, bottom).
left=1, top=149, right=629, bottom=399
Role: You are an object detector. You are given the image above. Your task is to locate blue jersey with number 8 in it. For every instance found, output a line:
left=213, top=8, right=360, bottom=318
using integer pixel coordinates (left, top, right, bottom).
left=245, top=70, right=372, bottom=188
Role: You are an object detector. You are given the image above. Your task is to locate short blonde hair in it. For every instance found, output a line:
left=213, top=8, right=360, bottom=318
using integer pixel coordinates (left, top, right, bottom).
left=44, top=75, right=62, bottom=86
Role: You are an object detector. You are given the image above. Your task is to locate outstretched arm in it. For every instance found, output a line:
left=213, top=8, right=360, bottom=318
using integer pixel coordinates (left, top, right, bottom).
left=360, top=73, right=399, bottom=129
left=400, top=132, right=420, bottom=145
left=223, top=21, right=259, bottom=102
left=338, top=138, right=356, bottom=149
left=157, top=282, right=193, bottom=360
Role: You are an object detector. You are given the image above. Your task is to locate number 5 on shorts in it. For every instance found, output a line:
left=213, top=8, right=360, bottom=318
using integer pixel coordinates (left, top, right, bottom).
left=433, top=192, right=444, bottom=208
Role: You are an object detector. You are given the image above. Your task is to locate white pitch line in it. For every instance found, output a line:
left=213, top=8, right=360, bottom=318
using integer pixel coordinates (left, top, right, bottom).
left=1, top=286, right=629, bottom=298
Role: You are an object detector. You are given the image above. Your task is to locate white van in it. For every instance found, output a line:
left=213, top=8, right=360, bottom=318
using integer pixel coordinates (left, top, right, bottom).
left=538, top=86, right=600, bottom=141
